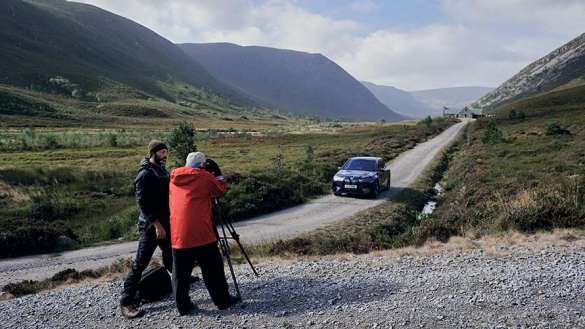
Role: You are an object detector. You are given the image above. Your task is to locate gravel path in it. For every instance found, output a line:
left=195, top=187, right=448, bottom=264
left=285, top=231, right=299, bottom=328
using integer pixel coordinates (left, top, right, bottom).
left=1, top=240, right=584, bottom=328
left=0, top=120, right=468, bottom=286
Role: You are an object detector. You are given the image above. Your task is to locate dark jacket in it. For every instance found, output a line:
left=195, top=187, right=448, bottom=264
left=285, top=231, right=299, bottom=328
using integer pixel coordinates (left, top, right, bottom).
left=135, top=158, right=170, bottom=228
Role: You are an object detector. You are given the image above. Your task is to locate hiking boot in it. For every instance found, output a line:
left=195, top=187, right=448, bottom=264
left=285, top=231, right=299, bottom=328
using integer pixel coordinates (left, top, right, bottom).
left=217, top=295, right=241, bottom=310
left=178, top=302, right=198, bottom=316
left=120, top=303, right=143, bottom=319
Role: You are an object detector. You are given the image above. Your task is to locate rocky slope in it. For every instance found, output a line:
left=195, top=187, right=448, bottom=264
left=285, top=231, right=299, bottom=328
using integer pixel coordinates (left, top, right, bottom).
left=1, top=238, right=583, bottom=328
left=473, top=32, right=585, bottom=110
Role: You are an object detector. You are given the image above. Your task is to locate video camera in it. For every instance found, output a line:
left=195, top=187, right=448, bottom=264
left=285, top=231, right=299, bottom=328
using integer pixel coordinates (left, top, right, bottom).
left=203, top=158, right=222, bottom=177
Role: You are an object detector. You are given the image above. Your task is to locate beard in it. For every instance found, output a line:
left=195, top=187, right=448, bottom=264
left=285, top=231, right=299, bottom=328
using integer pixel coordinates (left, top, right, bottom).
left=154, top=155, right=167, bottom=167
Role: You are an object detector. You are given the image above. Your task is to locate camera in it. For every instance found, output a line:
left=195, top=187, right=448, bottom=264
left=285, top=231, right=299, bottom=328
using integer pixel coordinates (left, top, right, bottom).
left=204, top=158, right=222, bottom=177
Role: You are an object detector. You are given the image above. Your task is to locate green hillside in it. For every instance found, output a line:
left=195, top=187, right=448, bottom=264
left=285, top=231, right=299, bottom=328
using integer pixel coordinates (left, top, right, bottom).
left=0, top=0, right=263, bottom=126
left=490, top=84, right=585, bottom=119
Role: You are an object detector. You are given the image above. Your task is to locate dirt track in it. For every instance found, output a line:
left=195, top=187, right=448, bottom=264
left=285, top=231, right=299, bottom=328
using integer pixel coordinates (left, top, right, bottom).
left=0, top=120, right=468, bottom=286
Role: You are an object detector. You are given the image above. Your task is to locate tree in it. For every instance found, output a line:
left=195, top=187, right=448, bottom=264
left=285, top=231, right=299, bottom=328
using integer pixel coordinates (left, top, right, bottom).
left=421, top=116, right=433, bottom=128
left=481, top=121, right=504, bottom=144
left=168, top=122, right=197, bottom=166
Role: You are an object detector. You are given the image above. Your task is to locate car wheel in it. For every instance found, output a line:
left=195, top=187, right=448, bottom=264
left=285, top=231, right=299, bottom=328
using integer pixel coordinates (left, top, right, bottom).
left=370, top=181, right=380, bottom=199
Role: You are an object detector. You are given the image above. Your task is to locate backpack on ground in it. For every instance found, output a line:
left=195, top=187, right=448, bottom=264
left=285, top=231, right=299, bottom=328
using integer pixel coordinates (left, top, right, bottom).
left=137, top=266, right=172, bottom=303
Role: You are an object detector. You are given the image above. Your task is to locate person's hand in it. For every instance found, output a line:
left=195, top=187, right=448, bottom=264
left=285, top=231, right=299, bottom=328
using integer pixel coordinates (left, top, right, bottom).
left=204, top=159, right=222, bottom=177
left=153, top=220, right=166, bottom=240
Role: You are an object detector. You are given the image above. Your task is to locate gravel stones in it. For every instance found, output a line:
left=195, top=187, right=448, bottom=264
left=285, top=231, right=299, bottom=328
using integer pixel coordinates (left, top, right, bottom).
left=1, top=244, right=584, bottom=328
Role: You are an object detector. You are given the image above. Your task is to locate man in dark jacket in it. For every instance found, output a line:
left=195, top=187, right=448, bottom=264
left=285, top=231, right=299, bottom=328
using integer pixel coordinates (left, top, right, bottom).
left=120, top=140, right=172, bottom=318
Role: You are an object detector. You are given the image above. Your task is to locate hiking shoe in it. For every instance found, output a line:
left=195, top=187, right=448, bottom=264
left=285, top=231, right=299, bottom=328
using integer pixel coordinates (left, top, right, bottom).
left=178, top=302, right=198, bottom=316
left=217, top=295, right=241, bottom=310
left=120, top=304, right=143, bottom=319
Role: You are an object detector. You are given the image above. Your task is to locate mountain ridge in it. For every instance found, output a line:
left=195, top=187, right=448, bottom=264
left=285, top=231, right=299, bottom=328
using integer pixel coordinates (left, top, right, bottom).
left=0, top=0, right=250, bottom=105
left=362, top=81, right=434, bottom=118
left=179, top=42, right=405, bottom=122
left=472, top=32, right=585, bottom=110
left=363, top=82, right=492, bottom=117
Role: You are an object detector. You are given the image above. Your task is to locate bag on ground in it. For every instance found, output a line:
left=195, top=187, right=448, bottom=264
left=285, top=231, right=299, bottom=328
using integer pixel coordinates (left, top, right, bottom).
left=137, top=266, right=172, bottom=302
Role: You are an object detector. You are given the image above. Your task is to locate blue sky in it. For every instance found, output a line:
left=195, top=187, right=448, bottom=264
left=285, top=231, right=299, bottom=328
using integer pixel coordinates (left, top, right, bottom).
left=77, top=0, right=585, bottom=90
left=298, top=0, right=447, bottom=32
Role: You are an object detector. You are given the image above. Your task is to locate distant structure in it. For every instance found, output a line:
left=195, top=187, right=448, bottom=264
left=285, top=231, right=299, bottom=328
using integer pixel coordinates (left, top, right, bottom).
left=443, top=106, right=484, bottom=119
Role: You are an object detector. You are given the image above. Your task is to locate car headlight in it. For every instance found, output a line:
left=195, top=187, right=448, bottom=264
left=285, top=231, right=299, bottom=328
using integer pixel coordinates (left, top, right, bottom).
left=359, top=175, right=377, bottom=182
left=333, top=175, right=344, bottom=182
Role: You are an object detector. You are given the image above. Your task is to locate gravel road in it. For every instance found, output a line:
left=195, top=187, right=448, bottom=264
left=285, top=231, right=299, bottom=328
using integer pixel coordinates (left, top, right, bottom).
left=0, top=121, right=468, bottom=286
left=1, top=238, right=583, bottom=328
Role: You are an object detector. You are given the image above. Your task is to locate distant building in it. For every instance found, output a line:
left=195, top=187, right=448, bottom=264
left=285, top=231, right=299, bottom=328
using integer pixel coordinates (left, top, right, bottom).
left=443, top=106, right=484, bottom=119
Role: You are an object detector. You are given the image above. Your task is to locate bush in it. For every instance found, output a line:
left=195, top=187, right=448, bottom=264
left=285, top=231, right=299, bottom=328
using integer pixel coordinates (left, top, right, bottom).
left=0, top=220, right=78, bottom=258
left=495, top=178, right=585, bottom=232
left=107, top=134, right=118, bottom=147
left=508, top=110, right=526, bottom=121
left=545, top=122, right=571, bottom=136
left=481, top=121, right=504, bottom=144
left=77, top=208, right=139, bottom=243
left=43, top=135, right=60, bottom=149
left=29, top=190, right=81, bottom=221
left=168, top=121, right=197, bottom=166
left=420, top=116, right=433, bottom=128
left=223, top=172, right=302, bottom=220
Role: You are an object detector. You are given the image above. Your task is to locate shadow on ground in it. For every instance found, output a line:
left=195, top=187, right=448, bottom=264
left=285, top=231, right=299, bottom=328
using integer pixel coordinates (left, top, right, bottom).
left=141, top=275, right=400, bottom=317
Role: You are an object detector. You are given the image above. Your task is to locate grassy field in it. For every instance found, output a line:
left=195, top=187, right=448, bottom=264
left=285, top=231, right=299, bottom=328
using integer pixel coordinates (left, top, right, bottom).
left=0, top=84, right=291, bottom=129
left=417, top=106, right=585, bottom=243
left=0, top=118, right=456, bottom=258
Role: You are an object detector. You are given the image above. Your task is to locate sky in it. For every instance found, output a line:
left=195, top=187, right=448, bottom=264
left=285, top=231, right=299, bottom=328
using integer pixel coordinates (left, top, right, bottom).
left=74, top=0, right=585, bottom=90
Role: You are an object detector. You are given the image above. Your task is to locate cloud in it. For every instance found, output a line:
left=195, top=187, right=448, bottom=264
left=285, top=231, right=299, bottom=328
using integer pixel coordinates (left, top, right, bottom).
left=443, top=0, right=585, bottom=36
left=74, top=0, right=585, bottom=90
left=197, top=2, right=361, bottom=59
left=339, top=24, right=533, bottom=89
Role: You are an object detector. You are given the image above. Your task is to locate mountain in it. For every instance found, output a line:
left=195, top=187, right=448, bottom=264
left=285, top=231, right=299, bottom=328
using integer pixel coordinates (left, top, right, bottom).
left=179, top=43, right=404, bottom=122
left=411, top=87, right=493, bottom=112
left=0, top=0, right=247, bottom=104
left=362, top=82, right=435, bottom=118
left=473, top=32, right=585, bottom=110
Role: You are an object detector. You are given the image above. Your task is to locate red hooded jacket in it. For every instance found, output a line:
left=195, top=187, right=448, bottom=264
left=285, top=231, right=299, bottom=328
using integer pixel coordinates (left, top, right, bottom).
left=169, top=167, right=227, bottom=249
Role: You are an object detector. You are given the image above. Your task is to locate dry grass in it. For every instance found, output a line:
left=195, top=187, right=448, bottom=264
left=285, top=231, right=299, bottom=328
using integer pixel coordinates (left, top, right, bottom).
left=370, top=228, right=585, bottom=259
left=1, top=257, right=134, bottom=298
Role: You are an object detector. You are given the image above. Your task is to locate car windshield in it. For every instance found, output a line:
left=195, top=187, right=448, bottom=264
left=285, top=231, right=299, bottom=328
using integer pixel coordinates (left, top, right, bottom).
left=342, top=159, right=376, bottom=171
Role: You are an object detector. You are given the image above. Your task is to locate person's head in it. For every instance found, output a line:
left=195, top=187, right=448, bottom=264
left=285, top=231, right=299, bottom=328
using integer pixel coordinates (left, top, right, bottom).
left=148, top=140, right=168, bottom=165
left=185, top=151, right=206, bottom=169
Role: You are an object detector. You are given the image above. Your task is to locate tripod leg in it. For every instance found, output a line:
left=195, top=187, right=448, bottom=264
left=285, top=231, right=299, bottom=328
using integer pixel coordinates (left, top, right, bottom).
left=220, top=238, right=241, bottom=300
left=233, top=238, right=259, bottom=277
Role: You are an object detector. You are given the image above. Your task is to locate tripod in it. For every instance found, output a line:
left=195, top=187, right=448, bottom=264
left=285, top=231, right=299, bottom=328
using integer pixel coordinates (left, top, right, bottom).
left=212, top=199, right=259, bottom=300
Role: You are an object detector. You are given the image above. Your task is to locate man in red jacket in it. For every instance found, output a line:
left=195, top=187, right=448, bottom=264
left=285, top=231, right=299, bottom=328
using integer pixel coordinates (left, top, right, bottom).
left=169, top=152, right=239, bottom=315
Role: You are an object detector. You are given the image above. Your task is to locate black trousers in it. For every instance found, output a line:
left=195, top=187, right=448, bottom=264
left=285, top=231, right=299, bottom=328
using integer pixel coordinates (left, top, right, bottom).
left=172, top=243, right=230, bottom=312
left=120, top=223, right=172, bottom=305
